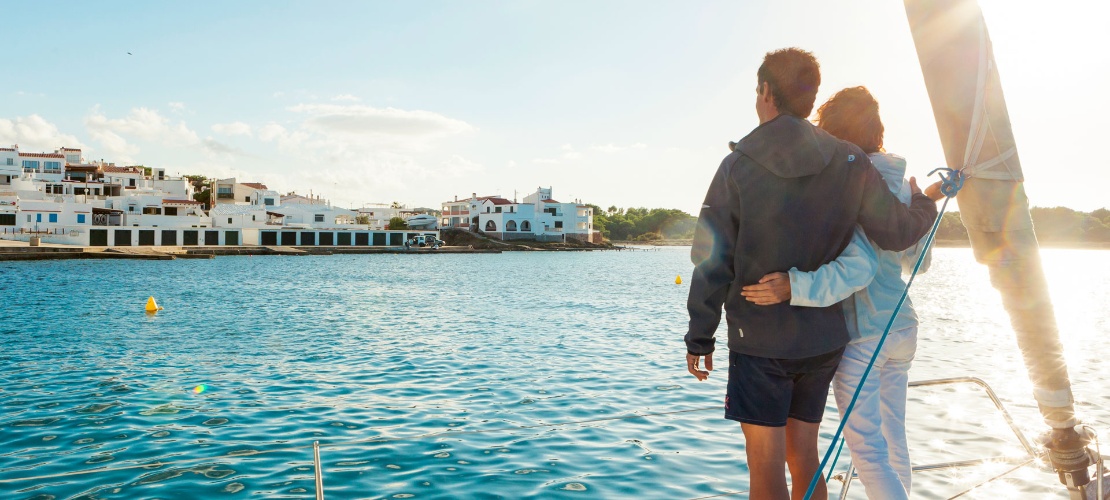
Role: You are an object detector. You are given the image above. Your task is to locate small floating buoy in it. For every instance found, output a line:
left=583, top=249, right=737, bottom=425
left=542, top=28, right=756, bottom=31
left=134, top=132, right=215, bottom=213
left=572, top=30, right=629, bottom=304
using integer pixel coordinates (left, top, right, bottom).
left=145, top=296, right=164, bottom=313
left=675, top=275, right=683, bottom=285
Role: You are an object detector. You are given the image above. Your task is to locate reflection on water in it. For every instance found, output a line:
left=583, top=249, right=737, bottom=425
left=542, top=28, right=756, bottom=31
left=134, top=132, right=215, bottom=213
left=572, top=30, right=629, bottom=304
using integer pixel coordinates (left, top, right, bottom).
left=0, top=248, right=1107, bottom=499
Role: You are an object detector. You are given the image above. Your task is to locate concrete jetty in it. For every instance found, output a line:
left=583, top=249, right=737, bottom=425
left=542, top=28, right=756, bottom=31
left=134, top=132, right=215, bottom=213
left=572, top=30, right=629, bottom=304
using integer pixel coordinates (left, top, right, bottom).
left=0, top=240, right=501, bottom=261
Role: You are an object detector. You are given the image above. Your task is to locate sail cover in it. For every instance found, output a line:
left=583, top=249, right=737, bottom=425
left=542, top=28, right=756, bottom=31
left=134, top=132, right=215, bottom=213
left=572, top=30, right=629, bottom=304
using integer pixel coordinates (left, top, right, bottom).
left=903, top=0, right=1076, bottom=429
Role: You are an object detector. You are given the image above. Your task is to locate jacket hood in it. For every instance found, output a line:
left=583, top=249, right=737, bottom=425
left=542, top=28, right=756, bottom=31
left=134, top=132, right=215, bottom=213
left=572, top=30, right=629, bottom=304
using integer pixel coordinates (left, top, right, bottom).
left=869, top=153, right=910, bottom=203
left=734, top=115, right=842, bottom=178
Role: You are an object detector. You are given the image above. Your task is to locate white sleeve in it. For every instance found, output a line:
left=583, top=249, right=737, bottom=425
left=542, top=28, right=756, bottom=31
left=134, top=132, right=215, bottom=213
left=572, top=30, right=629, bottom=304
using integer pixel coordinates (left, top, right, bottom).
left=900, top=233, right=933, bottom=275
left=788, top=226, right=878, bottom=308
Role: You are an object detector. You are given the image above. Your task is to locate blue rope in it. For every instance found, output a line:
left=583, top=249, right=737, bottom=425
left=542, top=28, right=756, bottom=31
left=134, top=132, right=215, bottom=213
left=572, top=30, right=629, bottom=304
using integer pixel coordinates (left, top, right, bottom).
left=802, top=169, right=962, bottom=500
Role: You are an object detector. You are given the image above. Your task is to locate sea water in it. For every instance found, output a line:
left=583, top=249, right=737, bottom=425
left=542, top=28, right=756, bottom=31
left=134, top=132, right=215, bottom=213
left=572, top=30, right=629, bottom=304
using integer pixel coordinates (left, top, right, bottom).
left=1, top=248, right=1107, bottom=499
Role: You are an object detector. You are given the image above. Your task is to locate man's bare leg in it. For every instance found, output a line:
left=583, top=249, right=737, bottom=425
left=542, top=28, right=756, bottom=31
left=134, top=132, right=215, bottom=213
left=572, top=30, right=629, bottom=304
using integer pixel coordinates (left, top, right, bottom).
left=785, top=418, right=825, bottom=500
left=741, top=422, right=789, bottom=500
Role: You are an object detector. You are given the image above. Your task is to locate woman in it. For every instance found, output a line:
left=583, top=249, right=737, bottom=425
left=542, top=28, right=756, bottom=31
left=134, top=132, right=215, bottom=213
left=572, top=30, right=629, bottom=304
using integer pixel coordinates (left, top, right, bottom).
left=741, top=86, right=941, bottom=499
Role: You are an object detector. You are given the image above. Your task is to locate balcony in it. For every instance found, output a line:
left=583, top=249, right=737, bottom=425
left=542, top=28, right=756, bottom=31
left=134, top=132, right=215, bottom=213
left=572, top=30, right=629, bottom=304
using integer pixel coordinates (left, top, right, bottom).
left=216, top=193, right=235, bottom=199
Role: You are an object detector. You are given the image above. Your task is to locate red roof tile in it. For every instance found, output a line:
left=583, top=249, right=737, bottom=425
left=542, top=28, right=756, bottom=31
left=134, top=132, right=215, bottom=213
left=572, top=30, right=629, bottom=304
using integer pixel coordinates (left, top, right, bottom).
left=0, top=148, right=15, bottom=152
left=543, top=199, right=560, bottom=203
left=18, top=152, right=64, bottom=158
left=241, top=182, right=268, bottom=190
left=477, top=196, right=514, bottom=205
left=59, top=147, right=81, bottom=151
left=163, top=199, right=201, bottom=205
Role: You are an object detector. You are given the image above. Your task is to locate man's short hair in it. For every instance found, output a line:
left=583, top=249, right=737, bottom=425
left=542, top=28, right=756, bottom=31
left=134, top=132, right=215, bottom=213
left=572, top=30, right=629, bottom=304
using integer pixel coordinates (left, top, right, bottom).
left=815, top=86, right=885, bottom=154
left=757, top=48, right=821, bottom=118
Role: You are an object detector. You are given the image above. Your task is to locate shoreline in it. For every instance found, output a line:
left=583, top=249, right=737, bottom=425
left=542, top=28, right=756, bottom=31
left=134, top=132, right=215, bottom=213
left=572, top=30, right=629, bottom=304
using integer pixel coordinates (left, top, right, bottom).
left=0, top=244, right=503, bottom=261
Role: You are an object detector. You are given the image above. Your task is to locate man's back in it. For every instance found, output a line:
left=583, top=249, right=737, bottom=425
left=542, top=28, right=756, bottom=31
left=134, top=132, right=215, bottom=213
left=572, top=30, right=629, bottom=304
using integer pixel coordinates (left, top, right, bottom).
left=686, top=115, right=938, bottom=359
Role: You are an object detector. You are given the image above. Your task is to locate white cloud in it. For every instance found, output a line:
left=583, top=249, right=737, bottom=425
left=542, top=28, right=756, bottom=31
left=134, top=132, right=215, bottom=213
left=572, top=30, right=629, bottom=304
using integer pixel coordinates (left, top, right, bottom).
left=592, top=142, right=647, bottom=153
left=257, top=123, right=287, bottom=142
left=561, top=143, right=574, bottom=151
left=244, top=104, right=479, bottom=205
left=287, top=103, right=474, bottom=144
left=211, top=121, right=253, bottom=137
left=562, top=151, right=582, bottom=160
left=331, top=94, right=361, bottom=102
left=0, top=115, right=85, bottom=153
left=440, top=155, right=484, bottom=178
left=506, top=160, right=518, bottom=168
left=532, top=158, right=559, bottom=164
left=168, top=102, right=186, bottom=113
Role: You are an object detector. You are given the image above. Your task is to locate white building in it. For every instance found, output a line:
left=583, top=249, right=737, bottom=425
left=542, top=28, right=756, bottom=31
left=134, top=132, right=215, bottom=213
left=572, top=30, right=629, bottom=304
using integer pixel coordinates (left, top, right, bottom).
left=441, top=187, right=598, bottom=243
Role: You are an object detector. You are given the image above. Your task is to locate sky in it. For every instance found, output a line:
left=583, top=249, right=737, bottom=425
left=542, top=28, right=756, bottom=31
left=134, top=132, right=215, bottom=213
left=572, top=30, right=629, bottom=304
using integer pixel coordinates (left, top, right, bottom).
left=1, top=0, right=1107, bottom=214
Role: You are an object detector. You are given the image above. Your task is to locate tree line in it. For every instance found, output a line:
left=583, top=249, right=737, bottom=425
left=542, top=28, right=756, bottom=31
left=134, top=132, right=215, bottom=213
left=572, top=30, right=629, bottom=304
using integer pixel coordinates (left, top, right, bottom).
left=936, top=207, right=1110, bottom=243
left=588, top=205, right=698, bottom=241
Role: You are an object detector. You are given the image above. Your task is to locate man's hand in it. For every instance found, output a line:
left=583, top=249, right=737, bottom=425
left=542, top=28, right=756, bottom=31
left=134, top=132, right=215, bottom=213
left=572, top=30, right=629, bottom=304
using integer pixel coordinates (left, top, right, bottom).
left=741, top=272, right=791, bottom=305
left=687, top=352, right=712, bottom=381
left=923, top=180, right=946, bottom=201
left=909, top=176, right=922, bottom=196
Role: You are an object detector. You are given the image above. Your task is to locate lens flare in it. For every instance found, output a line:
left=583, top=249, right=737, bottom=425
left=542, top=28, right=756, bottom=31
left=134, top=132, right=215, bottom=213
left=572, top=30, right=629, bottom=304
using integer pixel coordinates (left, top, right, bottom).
left=193, top=384, right=207, bottom=394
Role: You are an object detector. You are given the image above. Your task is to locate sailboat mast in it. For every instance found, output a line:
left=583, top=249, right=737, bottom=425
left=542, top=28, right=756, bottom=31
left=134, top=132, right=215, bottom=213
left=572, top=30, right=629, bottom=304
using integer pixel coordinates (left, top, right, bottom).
left=902, top=0, right=1091, bottom=494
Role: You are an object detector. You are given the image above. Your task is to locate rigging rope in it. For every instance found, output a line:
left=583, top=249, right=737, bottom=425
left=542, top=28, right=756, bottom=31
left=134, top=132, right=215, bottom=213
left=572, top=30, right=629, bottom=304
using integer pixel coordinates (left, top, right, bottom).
left=802, top=168, right=964, bottom=500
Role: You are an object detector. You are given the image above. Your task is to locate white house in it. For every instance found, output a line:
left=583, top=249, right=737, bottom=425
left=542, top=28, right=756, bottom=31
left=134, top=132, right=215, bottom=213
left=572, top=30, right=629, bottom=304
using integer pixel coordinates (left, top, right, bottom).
left=441, top=187, right=598, bottom=243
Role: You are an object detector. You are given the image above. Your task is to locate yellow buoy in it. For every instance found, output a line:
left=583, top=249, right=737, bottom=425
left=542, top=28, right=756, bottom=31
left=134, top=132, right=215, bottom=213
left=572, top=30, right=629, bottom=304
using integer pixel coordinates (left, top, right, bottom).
left=145, top=296, right=163, bottom=313
left=675, top=275, right=683, bottom=285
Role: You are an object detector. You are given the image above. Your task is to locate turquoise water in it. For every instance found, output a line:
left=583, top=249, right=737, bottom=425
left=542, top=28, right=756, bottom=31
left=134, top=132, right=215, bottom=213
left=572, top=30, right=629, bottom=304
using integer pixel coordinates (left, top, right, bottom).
left=1, top=248, right=1108, bottom=499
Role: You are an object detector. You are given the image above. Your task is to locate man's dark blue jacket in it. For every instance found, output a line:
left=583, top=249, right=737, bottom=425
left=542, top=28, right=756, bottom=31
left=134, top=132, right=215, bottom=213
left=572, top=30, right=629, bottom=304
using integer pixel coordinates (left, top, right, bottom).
left=685, top=115, right=939, bottom=359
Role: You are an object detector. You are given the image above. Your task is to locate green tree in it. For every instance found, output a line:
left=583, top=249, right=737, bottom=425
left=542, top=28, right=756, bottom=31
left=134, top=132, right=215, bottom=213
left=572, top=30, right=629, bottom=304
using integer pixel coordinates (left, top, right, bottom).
left=356, top=215, right=371, bottom=225
left=387, top=217, right=408, bottom=230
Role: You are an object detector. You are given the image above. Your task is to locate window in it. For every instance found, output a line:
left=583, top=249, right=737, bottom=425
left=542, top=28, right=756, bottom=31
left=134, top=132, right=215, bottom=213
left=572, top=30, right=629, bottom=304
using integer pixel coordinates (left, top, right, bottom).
left=554, top=221, right=563, bottom=229
left=5, top=158, right=12, bottom=165
left=36, top=213, right=42, bottom=222
left=244, top=196, right=250, bottom=203
left=506, top=220, right=517, bottom=232
left=128, top=206, right=135, bottom=213
left=142, top=207, right=160, bottom=215
left=485, top=220, right=497, bottom=231
left=77, top=214, right=86, bottom=224
left=228, top=218, right=234, bottom=224
left=0, top=214, right=15, bottom=225
left=252, top=215, right=256, bottom=221
left=495, top=207, right=502, bottom=213
left=22, top=160, right=40, bottom=171
left=314, top=214, right=324, bottom=222
left=164, top=207, right=178, bottom=216
left=264, top=198, right=274, bottom=206
left=44, top=161, right=61, bottom=172
left=49, top=214, right=58, bottom=223
left=521, top=220, right=531, bottom=232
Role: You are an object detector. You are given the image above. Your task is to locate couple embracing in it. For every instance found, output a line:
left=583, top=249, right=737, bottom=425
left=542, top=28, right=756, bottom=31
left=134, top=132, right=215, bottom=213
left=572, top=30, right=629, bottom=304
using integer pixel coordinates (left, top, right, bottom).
left=685, top=48, right=944, bottom=500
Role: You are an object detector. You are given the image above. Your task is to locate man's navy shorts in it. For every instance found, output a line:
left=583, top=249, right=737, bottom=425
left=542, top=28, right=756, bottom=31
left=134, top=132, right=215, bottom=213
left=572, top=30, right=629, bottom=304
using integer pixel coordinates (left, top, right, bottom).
left=725, top=347, right=845, bottom=427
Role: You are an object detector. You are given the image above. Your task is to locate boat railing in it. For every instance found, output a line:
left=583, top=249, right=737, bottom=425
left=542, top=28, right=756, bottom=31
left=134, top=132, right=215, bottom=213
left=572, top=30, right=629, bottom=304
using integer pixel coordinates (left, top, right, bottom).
left=829, top=376, right=1101, bottom=500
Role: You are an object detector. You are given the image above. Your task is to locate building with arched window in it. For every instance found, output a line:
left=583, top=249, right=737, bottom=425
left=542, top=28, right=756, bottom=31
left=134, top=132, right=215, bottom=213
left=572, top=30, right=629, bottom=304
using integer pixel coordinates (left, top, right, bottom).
left=440, top=187, right=598, bottom=243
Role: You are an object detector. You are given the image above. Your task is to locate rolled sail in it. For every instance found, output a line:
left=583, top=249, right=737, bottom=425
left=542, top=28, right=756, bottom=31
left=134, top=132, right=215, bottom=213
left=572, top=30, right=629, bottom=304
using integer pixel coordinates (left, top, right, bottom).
left=902, top=0, right=1076, bottom=430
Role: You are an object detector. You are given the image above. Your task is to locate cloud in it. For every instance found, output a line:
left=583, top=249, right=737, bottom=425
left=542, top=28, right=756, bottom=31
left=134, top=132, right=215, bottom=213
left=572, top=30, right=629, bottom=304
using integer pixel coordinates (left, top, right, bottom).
left=168, top=102, right=186, bottom=113
left=287, top=103, right=474, bottom=142
left=246, top=104, right=480, bottom=205
left=0, top=115, right=85, bottom=153
left=331, top=94, right=361, bottom=102
left=272, top=91, right=286, bottom=98
left=532, top=158, right=559, bottom=164
left=85, top=107, right=199, bottom=158
left=440, top=155, right=484, bottom=178
left=202, top=137, right=248, bottom=157
left=592, top=142, right=647, bottom=153
left=211, top=121, right=253, bottom=137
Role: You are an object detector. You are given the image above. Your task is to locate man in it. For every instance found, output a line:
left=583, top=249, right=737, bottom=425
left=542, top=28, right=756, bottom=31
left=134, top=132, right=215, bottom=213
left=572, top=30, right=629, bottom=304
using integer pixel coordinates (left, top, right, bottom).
left=684, top=48, right=939, bottom=500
